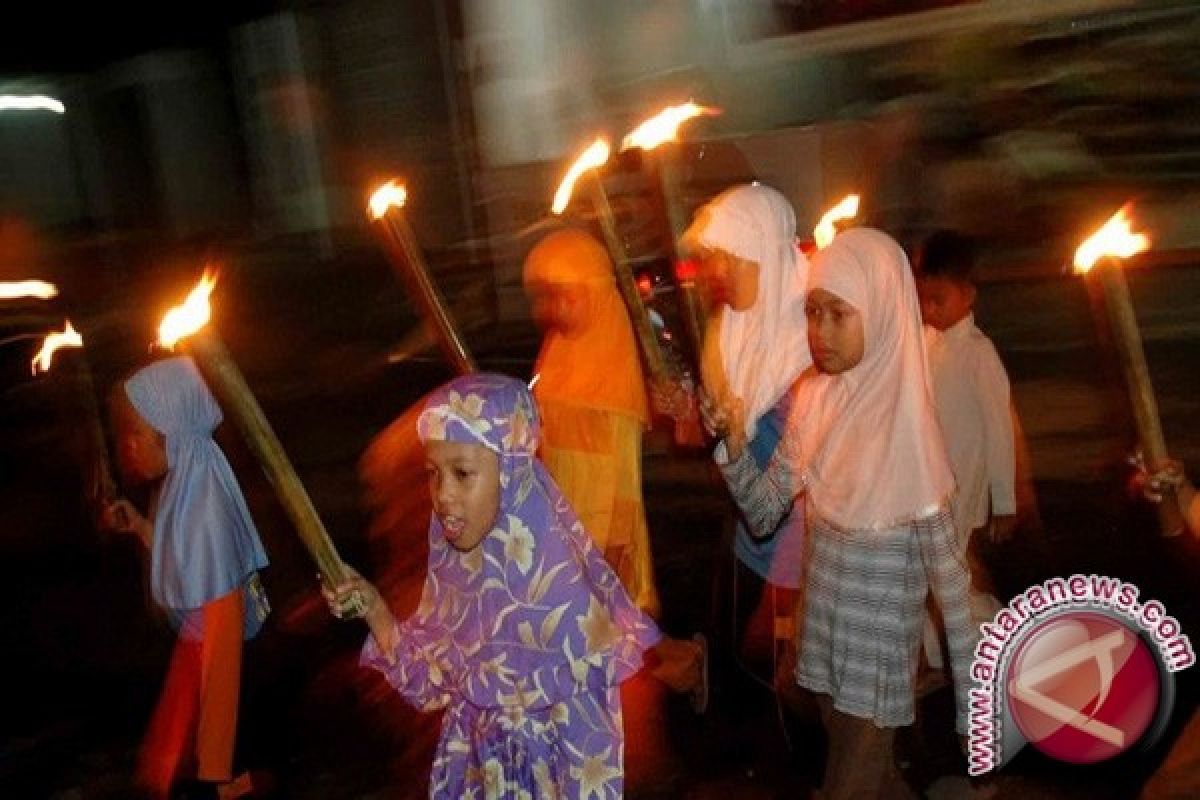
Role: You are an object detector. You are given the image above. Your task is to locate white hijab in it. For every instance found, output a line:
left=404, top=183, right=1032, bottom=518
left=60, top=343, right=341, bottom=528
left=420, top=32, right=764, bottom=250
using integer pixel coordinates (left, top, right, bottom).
left=788, top=228, right=954, bottom=530
left=684, top=183, right=810, bottom=439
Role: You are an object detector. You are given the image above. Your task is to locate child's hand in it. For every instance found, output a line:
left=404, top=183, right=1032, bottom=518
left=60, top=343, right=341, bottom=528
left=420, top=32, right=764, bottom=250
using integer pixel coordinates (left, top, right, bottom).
left=1134, top=455, right=1188, bottom=503
left=320, top=565, right=381, bottom=620
left=700, top=388, right=746, bottom=460
left=101, top=498, right=150, bottom=541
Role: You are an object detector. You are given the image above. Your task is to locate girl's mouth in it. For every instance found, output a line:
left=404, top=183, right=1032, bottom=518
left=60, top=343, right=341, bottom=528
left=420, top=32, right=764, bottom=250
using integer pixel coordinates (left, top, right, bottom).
left=440, top=515, right=466, bottom=540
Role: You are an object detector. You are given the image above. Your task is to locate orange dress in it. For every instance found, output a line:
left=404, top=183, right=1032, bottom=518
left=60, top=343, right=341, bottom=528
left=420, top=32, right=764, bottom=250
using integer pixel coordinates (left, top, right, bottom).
left=525, top=230, right=660, bottom=617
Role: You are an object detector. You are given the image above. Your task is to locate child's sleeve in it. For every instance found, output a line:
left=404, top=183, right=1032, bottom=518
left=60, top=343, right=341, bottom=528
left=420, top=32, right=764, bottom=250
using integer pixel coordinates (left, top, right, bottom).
left=978, top=344, right=1016, bottom=517
left=360, top=619, right=464, bottom=712
left=715, top=438, right=798, bottom=539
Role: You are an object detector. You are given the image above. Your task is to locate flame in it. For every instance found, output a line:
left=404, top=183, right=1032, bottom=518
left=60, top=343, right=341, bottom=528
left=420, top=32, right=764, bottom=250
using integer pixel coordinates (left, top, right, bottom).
left=1073, top=206, right=1150, bottom=274
left=813, top=194, right=861, bottom=250
left=368, top=180, right=407, bottom=220
left=551, top=138, right=611, bottom=215
left=31, top=320, right=82, bottom=374
left=158, top=271, right=218, bottom=349
left=0, top=279, right=58, bottom=300
left=620, top=101, right=720, bottom=152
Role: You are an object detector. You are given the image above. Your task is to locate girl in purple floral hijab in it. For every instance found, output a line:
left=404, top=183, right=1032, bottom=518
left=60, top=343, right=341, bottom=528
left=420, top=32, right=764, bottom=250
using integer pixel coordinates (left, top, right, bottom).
left=327, top=373, right=660, bottom=798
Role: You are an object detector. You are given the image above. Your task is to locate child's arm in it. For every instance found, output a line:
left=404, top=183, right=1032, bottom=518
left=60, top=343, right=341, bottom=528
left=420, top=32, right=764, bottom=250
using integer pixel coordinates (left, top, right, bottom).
left=323, top=567, right=400, bottom=657
left=101, top=498, right=153, bottom=549
left=717, top=445, right=798, bottom=538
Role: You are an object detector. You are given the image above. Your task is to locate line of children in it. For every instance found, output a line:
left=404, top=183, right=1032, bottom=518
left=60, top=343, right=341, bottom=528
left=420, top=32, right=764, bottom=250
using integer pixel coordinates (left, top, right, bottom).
left=710, top=228, right=979, bottom=798
left=104, top=356, right=270, bottom=800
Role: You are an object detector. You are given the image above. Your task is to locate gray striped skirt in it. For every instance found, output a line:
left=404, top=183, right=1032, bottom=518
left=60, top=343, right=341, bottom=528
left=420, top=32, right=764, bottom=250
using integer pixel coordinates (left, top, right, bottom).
left=795, top=507, right=977, bottom=732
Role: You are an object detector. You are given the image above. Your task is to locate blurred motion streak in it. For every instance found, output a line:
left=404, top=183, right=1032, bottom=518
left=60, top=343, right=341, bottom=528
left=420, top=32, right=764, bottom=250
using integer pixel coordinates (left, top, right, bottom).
left=30, top=320, right=81, bottom=375
left=0, top=279, right=58, bottom=300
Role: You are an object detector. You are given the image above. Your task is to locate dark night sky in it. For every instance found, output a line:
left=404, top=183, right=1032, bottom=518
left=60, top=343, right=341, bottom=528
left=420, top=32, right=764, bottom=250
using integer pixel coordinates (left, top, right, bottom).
left=0, top=3, right=282, bottom=74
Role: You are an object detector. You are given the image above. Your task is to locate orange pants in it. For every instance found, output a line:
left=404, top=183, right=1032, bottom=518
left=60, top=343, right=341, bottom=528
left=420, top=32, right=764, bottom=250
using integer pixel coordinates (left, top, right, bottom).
left=137, top=588, right=244, bottom=795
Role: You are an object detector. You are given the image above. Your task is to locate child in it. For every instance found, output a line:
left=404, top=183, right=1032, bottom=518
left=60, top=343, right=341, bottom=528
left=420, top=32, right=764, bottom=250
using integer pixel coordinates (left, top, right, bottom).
left=523, top=228, right=707, bottom=711
left=325, top=373, right=660, bottom=798
left=104, top=356, right=270, bottom=799
left=522, top=228, right=660, bottom=616
left=713, top=229, right=977, bottom=798
left=682, top=183, right=810, bottom=687
left=914, top=230, right=1020, bottom=670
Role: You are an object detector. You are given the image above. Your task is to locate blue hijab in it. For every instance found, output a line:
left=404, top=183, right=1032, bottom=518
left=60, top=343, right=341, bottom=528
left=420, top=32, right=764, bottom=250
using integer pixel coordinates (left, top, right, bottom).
left=125, top=356, right=269, bottom=638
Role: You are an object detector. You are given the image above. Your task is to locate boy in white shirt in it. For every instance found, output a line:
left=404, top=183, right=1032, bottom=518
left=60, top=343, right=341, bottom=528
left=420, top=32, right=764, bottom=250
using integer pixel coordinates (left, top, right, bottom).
left=916, top=231, right=1019, bottom=668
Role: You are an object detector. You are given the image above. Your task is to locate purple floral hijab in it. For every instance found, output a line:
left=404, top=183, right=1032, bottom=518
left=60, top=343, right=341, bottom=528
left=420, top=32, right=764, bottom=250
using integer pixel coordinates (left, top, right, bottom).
left=405, top=373, right=659, bottom=710
left=363, top=374, right=659, bottom=797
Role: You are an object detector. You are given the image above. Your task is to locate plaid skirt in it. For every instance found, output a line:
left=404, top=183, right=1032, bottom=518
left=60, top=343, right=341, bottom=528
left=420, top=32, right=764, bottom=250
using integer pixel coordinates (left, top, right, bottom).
left=795, top=508, right=977, bottom=731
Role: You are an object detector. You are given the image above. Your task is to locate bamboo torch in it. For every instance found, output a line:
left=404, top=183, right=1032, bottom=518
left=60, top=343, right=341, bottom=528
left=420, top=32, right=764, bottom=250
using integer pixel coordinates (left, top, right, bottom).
left=157, top=272, right=366, bottom=607
left=31, top=321, right=118, bottom=515
left=814, top=194, right=861, bottom=250
left=1074, top=207, right=1183, bottom=537
left=552, top=138, right=668, bottom=382
left=620, top=101, right=720, bottom=368
left=367, top=180, right=476, bottom=375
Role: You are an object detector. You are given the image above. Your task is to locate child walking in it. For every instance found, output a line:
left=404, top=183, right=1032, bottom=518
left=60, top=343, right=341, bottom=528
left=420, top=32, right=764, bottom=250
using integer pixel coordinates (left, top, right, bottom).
left=683, top=183, right=811, bottom=689
left=712, top=229, right=978, bottom=798
left=915, top=230, right=1021, bottom=668
left=325, top=373, right=660, bottom=798
left=105, top=356, right=270, bottom=799
left=522, top=227, right=660, bottom=616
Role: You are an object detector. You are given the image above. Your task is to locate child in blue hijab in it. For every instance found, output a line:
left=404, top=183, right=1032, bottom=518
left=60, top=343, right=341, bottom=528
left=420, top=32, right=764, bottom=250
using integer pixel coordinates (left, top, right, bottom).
left=106, top=355, right=269, bottom=798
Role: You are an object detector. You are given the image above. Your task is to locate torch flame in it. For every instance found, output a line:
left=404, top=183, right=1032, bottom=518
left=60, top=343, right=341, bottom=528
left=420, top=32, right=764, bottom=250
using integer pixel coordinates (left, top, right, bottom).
left=31, top=320, right=82, bottom=374
left=551, top=138, right=611, bottom=215
left=620, top=101, right=720, bottom=152
left=368, top=180, right=408, bottom=220
left=158, top=271, right=218, bottom=349
left=0, top=279, right=58, bottom=300
left=814, top=194, right=861, bottom=250
left=1073, top=207, right=1150, bottom=274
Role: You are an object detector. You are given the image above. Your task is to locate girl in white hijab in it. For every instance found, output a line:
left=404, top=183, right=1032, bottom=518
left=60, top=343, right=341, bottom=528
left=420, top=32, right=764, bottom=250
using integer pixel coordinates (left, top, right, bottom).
left=717, top=228, right=977, bottom=799
left=684, top=183, right=812, bottom=693
left=683, top=183, right=811, bottom=440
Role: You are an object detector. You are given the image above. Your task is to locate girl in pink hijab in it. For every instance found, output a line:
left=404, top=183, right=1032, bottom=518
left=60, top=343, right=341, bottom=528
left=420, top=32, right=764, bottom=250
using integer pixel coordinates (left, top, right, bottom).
left=716, top=228, right=977, bottom=799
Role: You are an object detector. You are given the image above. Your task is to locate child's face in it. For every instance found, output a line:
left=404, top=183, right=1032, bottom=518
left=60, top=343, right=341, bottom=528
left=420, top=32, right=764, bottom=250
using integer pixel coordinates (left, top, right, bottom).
left=525, top=280, right=589, bottom=338
left=806, top=288, right=865, bottom=374
left=112, top=392, right=168, bottom=484
left=695, top=246, right=760, bottom=311
left=424, top=439, right=501, bottom=552
left=917, top=275, right=975, bottom=332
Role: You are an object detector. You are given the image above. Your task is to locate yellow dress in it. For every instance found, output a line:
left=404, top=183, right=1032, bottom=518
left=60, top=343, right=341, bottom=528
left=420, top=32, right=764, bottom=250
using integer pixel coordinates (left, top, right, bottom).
left=525, top=229, right=661, bottom=618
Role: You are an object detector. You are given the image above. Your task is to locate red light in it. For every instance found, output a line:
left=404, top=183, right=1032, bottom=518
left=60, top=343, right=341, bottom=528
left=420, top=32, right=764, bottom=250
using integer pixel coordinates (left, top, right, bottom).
left=636, top=275, right=654, bottom=297
left=674, top=259, right=698, bottom=282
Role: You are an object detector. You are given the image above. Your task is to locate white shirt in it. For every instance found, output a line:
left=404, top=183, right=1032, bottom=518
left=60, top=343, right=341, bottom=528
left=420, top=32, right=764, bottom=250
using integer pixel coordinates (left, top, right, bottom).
left=925, top=314, right=1016, bottom=544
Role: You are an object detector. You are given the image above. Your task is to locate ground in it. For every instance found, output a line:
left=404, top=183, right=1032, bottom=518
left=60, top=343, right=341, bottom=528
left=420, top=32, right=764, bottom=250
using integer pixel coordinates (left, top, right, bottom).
left=1, top=235, right=1197, bottom=798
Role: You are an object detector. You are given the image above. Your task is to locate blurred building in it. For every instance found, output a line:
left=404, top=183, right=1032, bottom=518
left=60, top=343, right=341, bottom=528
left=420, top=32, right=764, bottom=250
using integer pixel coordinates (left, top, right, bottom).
left=2, top=0, right=1198, bottom=282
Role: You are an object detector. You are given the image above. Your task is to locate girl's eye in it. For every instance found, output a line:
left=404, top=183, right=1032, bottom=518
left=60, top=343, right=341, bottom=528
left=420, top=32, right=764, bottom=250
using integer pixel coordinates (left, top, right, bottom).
left=455, top=469, right=472, bottom=480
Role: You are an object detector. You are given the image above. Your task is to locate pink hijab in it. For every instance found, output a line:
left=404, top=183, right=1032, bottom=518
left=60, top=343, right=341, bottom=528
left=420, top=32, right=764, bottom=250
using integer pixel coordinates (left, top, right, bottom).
left=788, top=228, right=954, bottom=530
